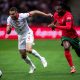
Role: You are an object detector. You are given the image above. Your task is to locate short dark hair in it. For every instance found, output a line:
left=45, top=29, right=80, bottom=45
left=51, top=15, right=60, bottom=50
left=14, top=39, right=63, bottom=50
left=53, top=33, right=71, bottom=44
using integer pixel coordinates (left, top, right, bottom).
left=57, top=2, right=71, bottom=12
left=9, top=7, right=17, bottom=12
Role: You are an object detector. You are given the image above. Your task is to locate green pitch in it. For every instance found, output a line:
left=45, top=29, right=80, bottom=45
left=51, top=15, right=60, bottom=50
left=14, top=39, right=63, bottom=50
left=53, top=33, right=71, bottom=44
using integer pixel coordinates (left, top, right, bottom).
left=0, top=39, right=80, bottom=80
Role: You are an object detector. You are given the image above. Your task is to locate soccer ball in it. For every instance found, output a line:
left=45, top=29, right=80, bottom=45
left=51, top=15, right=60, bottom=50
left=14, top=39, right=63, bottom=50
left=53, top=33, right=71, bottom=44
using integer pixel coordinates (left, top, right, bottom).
left=0, top=70, right=2, bottom=77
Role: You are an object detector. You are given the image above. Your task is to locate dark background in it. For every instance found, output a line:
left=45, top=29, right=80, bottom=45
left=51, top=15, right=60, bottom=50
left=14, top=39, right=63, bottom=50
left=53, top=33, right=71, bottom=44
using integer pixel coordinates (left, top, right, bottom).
left=0, top=0, right=80, bottom=26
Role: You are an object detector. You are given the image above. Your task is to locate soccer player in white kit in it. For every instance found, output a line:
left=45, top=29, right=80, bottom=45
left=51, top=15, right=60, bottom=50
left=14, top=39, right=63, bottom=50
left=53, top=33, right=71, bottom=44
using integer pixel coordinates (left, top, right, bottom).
left=6, top=7, right=52, bottom=74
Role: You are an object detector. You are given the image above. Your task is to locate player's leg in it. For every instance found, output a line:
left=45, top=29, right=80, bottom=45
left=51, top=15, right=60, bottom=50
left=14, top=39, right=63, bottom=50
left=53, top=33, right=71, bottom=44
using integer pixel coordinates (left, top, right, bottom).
left=18, top=35, right=36, bottom=74
left=74, top=48, right=80, bottom=57
left=19, top=49, right=36, bottom=73
left=19, top=49, right=33, bottom=66
left=26, top=43, right=47, bottom=68
left=63, top=41, right=76, bottom=73
left=73, top=40, right=80, bottom=57
left=26, top=32, right=47, bottom=68
left=71, top=38, right=80, bottom=57
left=31, top=49, right=47, bottom=68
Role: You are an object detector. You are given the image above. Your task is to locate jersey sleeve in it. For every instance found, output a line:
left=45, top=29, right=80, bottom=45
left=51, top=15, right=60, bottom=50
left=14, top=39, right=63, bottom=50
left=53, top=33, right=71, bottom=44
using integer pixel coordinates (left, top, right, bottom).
left=7, top=17, right=12, bottom=28
left=20, top=13, right=30, bottom=18
left=66, top=14, right=73, bottom=22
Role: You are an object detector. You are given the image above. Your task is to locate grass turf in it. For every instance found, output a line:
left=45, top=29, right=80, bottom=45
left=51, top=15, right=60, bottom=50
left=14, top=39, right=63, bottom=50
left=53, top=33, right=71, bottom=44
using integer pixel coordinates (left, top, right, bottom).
left=0, top=39, right=80, bottom=80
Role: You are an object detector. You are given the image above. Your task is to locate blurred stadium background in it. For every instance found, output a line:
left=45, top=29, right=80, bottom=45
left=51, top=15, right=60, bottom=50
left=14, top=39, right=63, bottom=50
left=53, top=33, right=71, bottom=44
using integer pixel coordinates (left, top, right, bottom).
left=0, top=0, right=80, bottom=26
left=0, top=0, right=80, bottom=80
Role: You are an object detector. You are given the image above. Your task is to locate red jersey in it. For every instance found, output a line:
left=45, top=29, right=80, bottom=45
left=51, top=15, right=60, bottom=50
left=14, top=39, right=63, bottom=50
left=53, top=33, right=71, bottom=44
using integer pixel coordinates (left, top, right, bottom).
left=53, top=11, right=78, bottom=38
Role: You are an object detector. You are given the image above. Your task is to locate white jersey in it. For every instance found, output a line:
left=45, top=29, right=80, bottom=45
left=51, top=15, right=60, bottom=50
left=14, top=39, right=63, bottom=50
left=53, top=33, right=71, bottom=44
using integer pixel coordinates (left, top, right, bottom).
left=7, top=13, right=33, bottom=35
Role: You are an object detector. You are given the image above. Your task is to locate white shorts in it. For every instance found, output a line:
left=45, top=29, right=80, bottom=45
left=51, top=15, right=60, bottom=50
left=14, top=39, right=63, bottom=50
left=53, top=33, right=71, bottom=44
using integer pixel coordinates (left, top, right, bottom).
left=18, top=31, right=34, bottom=50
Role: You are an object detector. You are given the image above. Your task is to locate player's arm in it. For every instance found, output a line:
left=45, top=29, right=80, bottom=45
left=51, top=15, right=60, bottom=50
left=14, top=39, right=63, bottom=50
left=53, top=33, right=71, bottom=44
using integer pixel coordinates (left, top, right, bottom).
left=5, top=17, right=12, bottom=39
left=56, top=16, right=73, bottom=30
left=48, top=13, right=58, bottom=30
left=6, top=25, right=11, bottom=34
left=56, top=21, right=72, bottom=30
left=48, top=22, right=56, bottom=30
left=29, top=10, right=53, bottom=17
left=5, top=25, right=11, bottom=39
left=49, top=21, right=72, bottom=30
left=6, top=17, right=12, bottom=34
left=48, top=16, right=57, bottom=30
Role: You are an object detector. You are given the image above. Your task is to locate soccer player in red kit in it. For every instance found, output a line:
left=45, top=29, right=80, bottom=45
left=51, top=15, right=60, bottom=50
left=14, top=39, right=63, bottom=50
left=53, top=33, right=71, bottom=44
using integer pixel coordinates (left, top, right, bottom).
left=48, top=3, right=80, bottom=73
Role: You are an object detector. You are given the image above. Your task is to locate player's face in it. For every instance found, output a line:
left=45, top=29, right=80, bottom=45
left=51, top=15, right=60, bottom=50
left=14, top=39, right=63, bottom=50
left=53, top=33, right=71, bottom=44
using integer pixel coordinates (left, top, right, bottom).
left=55, top=6, right=64, bottom=16
left=9, top=11, right=18, bottom=20
left=55, top=6, right=62, bottom=13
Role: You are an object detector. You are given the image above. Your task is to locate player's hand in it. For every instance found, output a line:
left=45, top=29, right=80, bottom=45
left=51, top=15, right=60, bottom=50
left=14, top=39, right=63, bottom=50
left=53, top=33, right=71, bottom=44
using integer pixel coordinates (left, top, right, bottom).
left=48, top=23, right=56, bottom=27
left=47, top=13, right=53, bottom=17
left=48, top=23, right=56, bottom=30
left=5, top=34, right=9, bottom=39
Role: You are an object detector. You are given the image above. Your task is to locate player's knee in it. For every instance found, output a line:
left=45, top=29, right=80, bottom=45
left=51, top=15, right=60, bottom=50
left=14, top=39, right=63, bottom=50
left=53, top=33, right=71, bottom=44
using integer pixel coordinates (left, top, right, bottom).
left=63, top=45, right=70, bottom=50
left=19, top=50, right=27, bottom=59
left=19, top=49, right=26, bottom=54
left=26, top=49, right=32, bottom=53
left=63, top=41, right=70, bottom=49
left=64, top=48, right=69, bottom=50
left=21, top=54, right=26, bottom=59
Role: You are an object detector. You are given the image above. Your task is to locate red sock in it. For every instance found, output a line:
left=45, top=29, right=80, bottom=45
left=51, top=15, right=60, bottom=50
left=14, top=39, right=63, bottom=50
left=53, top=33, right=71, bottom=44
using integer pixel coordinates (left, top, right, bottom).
left=64, top=50, right=74, bottom=67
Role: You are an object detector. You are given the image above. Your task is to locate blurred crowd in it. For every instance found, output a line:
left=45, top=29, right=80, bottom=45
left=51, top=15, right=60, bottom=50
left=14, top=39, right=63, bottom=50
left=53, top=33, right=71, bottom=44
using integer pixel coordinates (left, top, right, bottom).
left=0, top=0, right=77, bottom=26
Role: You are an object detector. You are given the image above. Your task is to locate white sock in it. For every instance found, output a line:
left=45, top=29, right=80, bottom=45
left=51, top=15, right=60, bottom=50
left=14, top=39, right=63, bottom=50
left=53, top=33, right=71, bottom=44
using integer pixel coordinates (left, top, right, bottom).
left=71, top=66, right=75, bottom=69
left=31, top=49, right=42, bottom=60
left=24, top=56, right=34, bottom=67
